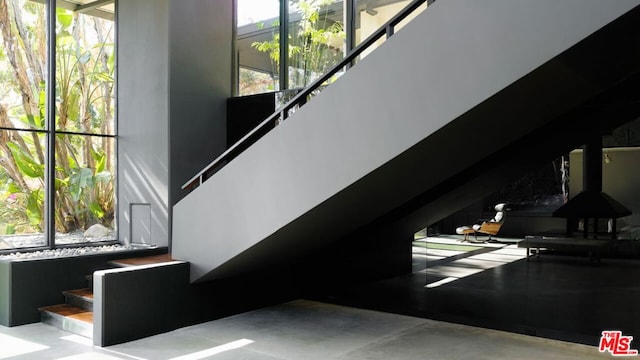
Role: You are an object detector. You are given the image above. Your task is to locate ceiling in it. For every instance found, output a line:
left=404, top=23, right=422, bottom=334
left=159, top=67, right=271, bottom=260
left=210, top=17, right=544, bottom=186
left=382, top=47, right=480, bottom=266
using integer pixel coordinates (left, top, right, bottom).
left=31, top=0, right=115, bottom=20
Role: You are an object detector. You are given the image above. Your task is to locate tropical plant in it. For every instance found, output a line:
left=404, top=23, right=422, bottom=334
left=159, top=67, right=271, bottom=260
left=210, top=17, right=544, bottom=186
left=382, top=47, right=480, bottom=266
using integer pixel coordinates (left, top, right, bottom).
left=0, top=0, right=115, bottom=238
left=251, top=0, right=345, bottom=89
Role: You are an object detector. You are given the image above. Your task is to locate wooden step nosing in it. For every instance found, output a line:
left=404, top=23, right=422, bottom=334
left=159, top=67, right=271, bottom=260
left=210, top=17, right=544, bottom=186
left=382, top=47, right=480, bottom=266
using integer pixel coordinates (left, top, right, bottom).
left=40, top=307, right=93, bottom=325
left=108, top=254, right=173, bottom=267
left=41, top=310, right=93, bottom=338
left=63, top=289, right=94, bottom=301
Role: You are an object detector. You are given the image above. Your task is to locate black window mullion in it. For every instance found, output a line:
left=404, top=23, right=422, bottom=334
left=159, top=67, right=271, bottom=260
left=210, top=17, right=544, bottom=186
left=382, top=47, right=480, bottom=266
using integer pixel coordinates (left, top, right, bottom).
left=279, top=0, right=288, bottom=90
left=45, top=0, right=56, bottom=249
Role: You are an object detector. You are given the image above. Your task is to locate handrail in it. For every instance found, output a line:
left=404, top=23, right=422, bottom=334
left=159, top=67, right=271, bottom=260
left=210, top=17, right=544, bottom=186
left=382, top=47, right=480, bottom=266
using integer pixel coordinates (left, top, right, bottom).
left=183, top=0, right=433, bottom=191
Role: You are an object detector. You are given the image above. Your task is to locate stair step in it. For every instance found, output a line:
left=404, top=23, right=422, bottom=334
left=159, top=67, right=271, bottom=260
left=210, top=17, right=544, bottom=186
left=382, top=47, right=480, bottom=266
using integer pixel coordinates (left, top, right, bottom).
left=63, top=288, right=94, bottom=311
left=85, top=274, right=93, bottom=290
left=109, top=253, right=173, bottom=267
left=40, top=304, right=93, bottom=338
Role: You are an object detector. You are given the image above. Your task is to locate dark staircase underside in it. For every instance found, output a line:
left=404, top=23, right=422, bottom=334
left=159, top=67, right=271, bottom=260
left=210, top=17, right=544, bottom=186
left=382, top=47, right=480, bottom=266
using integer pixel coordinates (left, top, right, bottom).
left=173, top=2, right=640, bottom=285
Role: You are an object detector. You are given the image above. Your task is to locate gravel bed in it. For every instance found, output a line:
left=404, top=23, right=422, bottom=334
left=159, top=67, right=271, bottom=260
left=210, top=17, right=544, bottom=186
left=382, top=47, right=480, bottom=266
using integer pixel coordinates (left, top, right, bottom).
left=0, top=231, right=129, bottom=260
left=0, top=244, right=129, bottom=261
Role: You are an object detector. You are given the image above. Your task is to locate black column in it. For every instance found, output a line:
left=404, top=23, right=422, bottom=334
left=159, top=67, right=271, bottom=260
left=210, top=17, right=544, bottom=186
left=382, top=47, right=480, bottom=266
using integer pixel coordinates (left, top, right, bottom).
left=583, top=137, right=603, bottom=193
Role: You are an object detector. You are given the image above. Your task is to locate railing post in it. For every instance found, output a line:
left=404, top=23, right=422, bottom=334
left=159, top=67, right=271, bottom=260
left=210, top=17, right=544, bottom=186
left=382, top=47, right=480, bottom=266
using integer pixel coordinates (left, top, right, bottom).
left=386, top=25, right=394, bottom=39
left=345, top=0, right=356, bottom=70
left=182, top=0, right=431, bottom=192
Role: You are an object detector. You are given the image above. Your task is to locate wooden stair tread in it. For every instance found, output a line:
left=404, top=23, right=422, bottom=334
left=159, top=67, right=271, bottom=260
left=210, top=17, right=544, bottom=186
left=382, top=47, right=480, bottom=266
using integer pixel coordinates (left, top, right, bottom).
left=110, top=253, right=173, bottom=267
left=40, top=304, right=93, bottom=323
left=65, top=288, right=94, bottom=299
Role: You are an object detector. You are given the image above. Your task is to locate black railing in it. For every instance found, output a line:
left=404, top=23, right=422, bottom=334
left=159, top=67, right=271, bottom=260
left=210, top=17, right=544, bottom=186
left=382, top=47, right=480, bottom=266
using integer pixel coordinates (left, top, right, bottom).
left=183, top=0, right=433, bottom=191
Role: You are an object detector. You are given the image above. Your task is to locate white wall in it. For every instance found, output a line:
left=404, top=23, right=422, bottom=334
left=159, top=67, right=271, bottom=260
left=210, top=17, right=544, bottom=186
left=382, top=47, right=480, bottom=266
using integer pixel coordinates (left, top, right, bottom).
left=173, top=0, right=640, bottom=282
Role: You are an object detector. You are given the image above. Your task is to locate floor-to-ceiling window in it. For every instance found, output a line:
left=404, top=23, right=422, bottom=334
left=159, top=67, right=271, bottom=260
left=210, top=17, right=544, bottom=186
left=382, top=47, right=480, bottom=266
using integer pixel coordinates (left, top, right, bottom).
left=237, top=0, right=280, bottom=95
left=0, top=0, right=116, bottom=251
left=236, top=0, right=430, bottom=96
left=0, top=0, right=48, bottom=249
left=286, top=0, right=344, bottom=89
left=53, top=2, right=115, bottom=245
left=353, top=0, right=428, bottom=60
left=237, top=0, right=345, bottom=96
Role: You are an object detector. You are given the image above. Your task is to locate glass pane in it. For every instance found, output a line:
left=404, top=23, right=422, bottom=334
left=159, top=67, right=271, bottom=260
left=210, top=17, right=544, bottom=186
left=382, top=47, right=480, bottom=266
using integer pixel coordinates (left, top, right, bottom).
left=0, top=130, right=46, bottom=249
left=54, top=134, right=115, bottom=245
left=237, top=0, right=280, bottom=94
left=55, top=6, right=115, bottom=135
left=487, top=158, right=567, bottom=213
left=288, top=0, right=345, bottom=89
left=394, top=0, right=429, bottom=32
left=355, top=0, right=427, bottom=60
left=239, top=67, right=277, bottom=96
left=0, top=0, right=47, bottom=131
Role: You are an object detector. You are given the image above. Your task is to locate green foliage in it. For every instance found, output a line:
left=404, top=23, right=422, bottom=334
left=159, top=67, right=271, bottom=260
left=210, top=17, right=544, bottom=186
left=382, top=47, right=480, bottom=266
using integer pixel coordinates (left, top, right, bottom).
left=0, top=1, right=115, bottom=236
left=26, top=189, right=43, bottom=226
left=56, top=8, right=73, bottom=28
left=5, top=224, right=16, bottom=235
left=251, top=0, right=345, bottom=88
left=68, top=167, right=93, bottom=202
left=7, top=143, right=44, bottom=178
left=89, top=202, right=104, bottom=219
left=6, top=183, right=21, bottom=194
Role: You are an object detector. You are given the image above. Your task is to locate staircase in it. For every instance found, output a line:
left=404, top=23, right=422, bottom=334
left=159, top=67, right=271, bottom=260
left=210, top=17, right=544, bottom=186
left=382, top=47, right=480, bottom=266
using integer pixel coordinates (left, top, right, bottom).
left=39, top=254, right=173, bottom=339
left=40, top=290, right=94, bottom=338
left=173, top=0, right=640, bottom=283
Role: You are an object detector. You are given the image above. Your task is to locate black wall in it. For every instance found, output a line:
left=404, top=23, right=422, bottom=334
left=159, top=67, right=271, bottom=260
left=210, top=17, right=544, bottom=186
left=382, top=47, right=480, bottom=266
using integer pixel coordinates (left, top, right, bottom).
left=227, top=92, right=276, bottom=147
left=0, top=247, right=167, bottom=326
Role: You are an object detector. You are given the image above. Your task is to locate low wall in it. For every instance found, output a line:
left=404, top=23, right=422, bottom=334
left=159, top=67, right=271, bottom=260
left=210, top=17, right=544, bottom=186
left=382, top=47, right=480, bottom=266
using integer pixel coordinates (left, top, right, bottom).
left=94, top=261, right=191, bottom=346
left=0, top=247, right=167, bottom=326
left=93, top=260, right=301, bottom=346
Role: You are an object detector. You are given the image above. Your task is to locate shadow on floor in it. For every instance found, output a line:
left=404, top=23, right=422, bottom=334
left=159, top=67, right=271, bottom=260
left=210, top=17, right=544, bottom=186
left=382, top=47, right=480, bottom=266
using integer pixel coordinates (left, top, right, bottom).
left=311, top=235, right=640, bottom=347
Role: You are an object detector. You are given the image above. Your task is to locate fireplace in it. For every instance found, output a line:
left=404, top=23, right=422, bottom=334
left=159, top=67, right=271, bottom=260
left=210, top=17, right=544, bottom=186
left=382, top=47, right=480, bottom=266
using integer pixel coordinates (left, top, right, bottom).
left=553, top=136, right=631, bottom=239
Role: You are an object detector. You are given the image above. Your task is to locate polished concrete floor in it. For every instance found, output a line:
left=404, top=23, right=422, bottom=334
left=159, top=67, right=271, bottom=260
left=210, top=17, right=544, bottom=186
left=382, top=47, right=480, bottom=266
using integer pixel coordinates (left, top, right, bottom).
left=1, top=236, right=637, bottom=359
left=0, top=300, right=611, bottom=359
left=313, top=236, right=640, bottom=347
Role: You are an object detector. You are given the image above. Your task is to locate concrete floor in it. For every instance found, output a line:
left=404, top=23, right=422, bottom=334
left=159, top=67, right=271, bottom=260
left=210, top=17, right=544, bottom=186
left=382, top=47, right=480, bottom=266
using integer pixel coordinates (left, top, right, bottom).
left=314, top=236, right=640, bottom=347
left=1, top=235, right=637, bottom=359
left=0, top=300, right=610, bottom=360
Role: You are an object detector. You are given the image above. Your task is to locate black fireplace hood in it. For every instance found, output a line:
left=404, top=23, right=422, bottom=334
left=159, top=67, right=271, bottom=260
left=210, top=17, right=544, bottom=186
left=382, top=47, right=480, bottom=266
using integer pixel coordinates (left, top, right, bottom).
left=552, top=136, right=631, bottom=237
left=553, top=190, right=631, bottom=219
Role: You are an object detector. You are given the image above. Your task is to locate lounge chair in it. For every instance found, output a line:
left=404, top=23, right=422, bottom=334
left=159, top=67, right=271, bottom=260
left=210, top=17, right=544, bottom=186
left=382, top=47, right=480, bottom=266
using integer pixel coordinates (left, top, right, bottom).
left=456, top=203, right=506, bottom=242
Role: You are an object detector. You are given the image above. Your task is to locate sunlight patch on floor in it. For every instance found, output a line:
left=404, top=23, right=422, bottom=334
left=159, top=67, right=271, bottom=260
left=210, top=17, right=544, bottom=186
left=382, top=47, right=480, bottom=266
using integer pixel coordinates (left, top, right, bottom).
left=422, top=245, right=527, bottom=288
left=168, top=339, right=254, bottom=360
left=0, top=333, right=49, bottom=359
left=61, top=334, right=93, bottom=346
left=55, top=353, right=131, bottom=360
left=425, top=277, right=458, bottom=288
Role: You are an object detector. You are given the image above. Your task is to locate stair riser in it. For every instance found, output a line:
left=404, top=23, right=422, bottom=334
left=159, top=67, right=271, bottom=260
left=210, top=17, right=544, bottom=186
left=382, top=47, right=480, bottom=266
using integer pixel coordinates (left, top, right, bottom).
left=39, top=254, right=169, bottom=339
left=64, top=294, right=93, bottom=312
left=40, top=311, right=93, bottom=338
left=85, top=275, right=93, bottom=290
